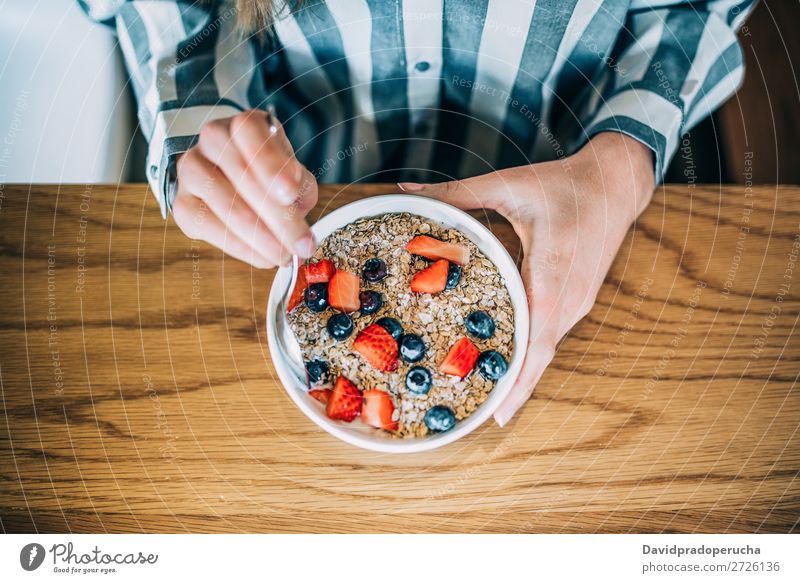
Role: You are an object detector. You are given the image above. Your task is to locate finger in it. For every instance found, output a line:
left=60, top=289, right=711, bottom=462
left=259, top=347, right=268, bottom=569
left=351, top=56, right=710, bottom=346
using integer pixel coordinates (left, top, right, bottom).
left=397, top=173, right=513, bottom=216
left=493, top=344, right=555, bottom=427
left=229, top=109, right=304, bottom=205
left=199, top=113, right=316, bottom=258
left=294, top=167, right=319, bottom=214
left=172, top=188, right=275, bottom=270
left=229, top=115, right=315, bottom=256
left=397, top=178, right=489, bottom=212
left=197, top=117, right=267, bottom=208
left=178, top=149, right=287, bottom=266
left=197, top=117, right=237, bottom=168
left=493, top=264, right=560, bottom=427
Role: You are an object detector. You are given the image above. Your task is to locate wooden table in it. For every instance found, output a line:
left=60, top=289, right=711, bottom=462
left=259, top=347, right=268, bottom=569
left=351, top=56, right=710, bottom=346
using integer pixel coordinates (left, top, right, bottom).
left=0, top=183, right=798, bottom=534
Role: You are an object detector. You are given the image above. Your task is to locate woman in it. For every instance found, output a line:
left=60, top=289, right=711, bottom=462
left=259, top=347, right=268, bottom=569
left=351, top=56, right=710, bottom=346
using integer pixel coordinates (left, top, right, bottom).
left=82, top=0, right=753, bottom=425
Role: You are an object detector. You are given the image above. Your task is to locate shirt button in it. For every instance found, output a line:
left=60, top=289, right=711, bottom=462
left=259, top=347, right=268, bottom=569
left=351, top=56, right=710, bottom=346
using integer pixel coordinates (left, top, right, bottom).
left=414, top=61, right=431, bottom=72
left=149, top=164, right=158, bottom=179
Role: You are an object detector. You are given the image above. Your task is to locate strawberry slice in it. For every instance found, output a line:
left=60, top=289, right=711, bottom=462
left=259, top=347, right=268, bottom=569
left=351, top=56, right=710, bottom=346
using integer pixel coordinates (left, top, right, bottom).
left=361, top=389, right=398, bottom=431
left=286, top=265, right=308, bottom=313
left=308, top=387, right=332, bottom=405
left=439, top=336, right=480, bottom=378
left=306, top=259, right=336, bottom=284
left=406, top=235, right=470, bottom=265
left=410, top=259, right=449, bottom=294
left=353, top=324, right=399, bottom=372
left=326, top=376, right=362, bottom=422
left=328, top=270, right=361, bottom=312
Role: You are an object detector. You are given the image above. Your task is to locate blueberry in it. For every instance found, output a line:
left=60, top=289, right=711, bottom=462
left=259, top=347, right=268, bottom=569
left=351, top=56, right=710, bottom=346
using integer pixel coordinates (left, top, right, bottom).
left=424, top=405, right=456, bottom=433
left=376, top=317, right=403, bottom=341
left=477, top=350, right=508, bottom=381
left=305, top=360, right=329, bottom=384
left=362, top=258, right=388, bottom=283
left=359, top=290, right=383, bottom=315
left=465, top=310, right=495, bottom=339
left=446, top=264, right=462, bottom=289
left=399, top=334, right=426, bottom=363
left=326, top=313, right=353, bottom=341
left=405, top=366, right=433, bottom=394
left=304, top=282, right=329, bottom=312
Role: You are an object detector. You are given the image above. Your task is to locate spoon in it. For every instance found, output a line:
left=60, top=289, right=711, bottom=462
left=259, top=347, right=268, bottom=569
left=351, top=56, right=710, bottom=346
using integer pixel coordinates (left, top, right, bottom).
left=273, top=255, right=312, bottom=388
left=266, top=104, right=314, bottom=390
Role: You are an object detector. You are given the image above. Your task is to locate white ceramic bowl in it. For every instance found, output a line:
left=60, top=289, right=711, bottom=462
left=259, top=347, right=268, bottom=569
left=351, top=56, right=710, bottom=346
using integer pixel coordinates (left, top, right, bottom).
left=266, top=195, right=529, bottom=453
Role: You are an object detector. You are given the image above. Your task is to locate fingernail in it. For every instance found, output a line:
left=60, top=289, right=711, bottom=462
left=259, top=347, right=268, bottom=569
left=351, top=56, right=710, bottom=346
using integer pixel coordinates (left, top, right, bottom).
left=493, top=412, right=507, bottom=428
left=397, top=182, right=425, bottom=193
left=293, top=234, right=315, bottom=259
left=294, top=163, right=304, bottom=183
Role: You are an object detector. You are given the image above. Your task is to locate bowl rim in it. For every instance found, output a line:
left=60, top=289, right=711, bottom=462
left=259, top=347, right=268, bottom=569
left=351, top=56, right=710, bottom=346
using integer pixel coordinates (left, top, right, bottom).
left=266, top=194, right=529, bottom=453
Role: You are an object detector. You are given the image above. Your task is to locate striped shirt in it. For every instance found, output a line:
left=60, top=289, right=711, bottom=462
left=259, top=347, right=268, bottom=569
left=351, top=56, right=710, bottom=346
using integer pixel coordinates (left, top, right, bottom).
left=80, top=0, right=755, bottom=218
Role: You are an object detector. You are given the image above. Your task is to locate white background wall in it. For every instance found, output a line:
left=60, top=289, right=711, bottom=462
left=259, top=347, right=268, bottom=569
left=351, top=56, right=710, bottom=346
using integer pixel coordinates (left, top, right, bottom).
left=0, top=0, right=135, bottom=183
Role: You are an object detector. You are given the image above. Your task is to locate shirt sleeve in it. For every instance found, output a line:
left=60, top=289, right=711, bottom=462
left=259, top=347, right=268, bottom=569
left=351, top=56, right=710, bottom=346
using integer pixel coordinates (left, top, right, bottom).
left=578, top=0, right=757, bottom=182
left=79, top=0, right=260, bottom=217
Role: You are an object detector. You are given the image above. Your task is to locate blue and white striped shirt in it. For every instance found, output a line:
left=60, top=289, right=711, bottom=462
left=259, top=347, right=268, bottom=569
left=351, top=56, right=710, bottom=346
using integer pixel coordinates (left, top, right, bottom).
left=81, top=0, right=755, bottom=217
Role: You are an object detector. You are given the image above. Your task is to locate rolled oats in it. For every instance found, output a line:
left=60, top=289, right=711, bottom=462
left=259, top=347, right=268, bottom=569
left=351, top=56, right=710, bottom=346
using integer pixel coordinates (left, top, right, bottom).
left=287, top=212, right=515, bottom=437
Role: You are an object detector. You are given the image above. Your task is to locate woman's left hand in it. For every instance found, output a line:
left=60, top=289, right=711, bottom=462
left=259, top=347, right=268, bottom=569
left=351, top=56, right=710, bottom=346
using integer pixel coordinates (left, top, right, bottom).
left=398, top=132, right=655, bottom=426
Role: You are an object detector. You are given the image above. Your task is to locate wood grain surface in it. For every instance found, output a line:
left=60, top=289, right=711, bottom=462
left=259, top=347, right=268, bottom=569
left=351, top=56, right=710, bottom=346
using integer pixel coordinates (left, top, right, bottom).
left=0, top=183, right=798, bottom=534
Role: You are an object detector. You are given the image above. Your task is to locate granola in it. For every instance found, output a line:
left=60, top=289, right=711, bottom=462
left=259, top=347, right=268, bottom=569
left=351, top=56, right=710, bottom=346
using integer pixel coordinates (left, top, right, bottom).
left=287, top=212, right=514, bottom=438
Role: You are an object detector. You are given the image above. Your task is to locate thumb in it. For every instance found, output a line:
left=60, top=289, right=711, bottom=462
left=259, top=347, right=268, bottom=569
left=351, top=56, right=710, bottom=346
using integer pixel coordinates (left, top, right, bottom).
left=397, top=177, right=499, bottom=212
left=493, top=343, right=555, bottom=427
left=493, top=271, right=560, bottom=427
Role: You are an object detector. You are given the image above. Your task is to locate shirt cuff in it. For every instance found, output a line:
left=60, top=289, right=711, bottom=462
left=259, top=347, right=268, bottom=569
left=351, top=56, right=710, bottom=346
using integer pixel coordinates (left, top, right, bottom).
left=146, top=104, right=245, bottom=218
left=580, top=83, right=684, bottom=184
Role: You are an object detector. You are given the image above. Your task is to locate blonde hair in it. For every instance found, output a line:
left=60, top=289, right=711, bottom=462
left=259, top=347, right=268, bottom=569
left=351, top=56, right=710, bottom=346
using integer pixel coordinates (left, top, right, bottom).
left=235, top=0, right=300, bottom=33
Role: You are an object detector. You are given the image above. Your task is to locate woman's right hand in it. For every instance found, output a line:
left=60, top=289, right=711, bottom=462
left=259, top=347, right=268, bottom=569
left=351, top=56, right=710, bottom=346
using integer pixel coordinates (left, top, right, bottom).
left=171, top=109, right=318, bottom=269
